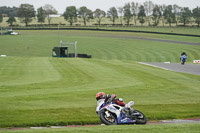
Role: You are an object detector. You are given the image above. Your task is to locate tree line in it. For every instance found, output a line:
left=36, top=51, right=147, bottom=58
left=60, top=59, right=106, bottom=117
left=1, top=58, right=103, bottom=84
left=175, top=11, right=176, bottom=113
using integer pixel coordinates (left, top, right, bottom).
left=0, top=1, right=200, bottom=27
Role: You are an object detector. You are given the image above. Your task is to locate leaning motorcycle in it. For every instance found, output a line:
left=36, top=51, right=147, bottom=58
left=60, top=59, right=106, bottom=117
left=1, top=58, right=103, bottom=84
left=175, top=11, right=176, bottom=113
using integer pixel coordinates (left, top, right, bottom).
left=96, top=100, right=147, bottom=125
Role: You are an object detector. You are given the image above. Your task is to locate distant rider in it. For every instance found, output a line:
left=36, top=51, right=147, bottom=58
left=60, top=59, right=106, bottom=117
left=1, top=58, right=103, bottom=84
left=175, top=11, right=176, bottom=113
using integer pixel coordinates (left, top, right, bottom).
left=180, top=52, right=187, bottom=65
left=96, top=92, right=134, bottom=117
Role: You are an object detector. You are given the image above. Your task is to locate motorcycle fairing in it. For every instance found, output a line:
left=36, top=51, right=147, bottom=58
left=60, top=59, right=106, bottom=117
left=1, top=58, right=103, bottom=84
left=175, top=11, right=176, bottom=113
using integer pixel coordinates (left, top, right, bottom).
left=117, top=113, right=135, bottom=124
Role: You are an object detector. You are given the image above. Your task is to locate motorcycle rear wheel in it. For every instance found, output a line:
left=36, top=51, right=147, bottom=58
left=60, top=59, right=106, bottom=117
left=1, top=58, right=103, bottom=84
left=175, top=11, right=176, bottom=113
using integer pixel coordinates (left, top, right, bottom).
left=99, top=110, right=117, bottom=125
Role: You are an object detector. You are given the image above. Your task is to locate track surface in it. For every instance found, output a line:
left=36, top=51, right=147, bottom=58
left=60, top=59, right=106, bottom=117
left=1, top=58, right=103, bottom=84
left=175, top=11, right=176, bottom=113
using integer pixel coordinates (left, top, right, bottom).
left=139, top=62, right=200, bottom=76
left=96, top=35, right=200, bottom=45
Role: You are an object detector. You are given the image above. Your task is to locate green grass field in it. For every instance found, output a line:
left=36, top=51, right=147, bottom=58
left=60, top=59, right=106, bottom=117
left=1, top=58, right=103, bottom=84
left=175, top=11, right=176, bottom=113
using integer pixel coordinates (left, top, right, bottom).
left=0, top=30, right=200, bottom=129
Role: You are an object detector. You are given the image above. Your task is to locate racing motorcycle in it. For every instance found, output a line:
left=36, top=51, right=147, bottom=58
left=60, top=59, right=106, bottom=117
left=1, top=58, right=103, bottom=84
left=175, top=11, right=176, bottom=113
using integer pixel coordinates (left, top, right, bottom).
left=96, top=100, right=147, bottom=125
left=181, top=55, right=187, bottom=65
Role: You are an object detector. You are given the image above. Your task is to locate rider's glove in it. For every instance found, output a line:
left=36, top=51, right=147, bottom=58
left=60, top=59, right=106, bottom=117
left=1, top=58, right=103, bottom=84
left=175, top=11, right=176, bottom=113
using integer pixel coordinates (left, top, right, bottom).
left=105, top=94, right=111, bottom=103
left=106, top=94, right=111, bottom=98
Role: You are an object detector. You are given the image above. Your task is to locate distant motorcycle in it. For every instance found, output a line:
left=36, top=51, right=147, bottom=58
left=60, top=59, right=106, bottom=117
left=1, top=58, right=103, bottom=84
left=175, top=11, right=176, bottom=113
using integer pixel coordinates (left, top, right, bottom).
left=181, top=55, right=187, bottom=65
left=96, top=100, right=147, bottom=125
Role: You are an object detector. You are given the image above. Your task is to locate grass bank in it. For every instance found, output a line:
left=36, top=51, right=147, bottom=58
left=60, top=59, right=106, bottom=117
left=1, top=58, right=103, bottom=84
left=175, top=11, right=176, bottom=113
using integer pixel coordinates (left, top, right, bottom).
left=0, top=123, right=200, bottom=133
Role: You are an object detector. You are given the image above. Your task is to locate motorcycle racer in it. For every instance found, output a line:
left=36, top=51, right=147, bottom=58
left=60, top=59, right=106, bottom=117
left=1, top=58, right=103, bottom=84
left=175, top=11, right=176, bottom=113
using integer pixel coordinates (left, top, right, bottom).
left=96, top=92, right=147, bottom=125
left=96, top=92, right=125, bottom=105
left=180, top=52, right=187, bottom=65
left=96, top=92, right=132, bottom=115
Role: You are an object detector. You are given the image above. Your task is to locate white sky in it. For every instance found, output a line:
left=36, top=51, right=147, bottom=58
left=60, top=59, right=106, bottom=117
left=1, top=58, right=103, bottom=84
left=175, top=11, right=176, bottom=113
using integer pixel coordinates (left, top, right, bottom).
left=0, top=0, right=199, bottom=14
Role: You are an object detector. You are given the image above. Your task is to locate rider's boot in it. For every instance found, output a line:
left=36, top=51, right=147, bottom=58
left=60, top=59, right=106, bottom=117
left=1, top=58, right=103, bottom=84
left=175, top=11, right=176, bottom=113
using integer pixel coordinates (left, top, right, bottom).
left=122, top=101, right=134, bottom=118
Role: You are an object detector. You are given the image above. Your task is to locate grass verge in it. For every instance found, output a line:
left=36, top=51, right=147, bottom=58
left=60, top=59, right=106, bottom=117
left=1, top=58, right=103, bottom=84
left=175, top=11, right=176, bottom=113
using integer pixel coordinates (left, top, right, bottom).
left=0, top=123, right=200, bottom=133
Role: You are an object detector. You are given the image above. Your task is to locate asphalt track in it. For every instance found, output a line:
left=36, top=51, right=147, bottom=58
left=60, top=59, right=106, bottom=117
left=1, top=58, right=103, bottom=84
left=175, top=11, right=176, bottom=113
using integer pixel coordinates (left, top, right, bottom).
left=96, top=35, right=200, bottom=45
left=139, top=62, right=200, bottom=76
left=74, top=33, right=200, bottom=46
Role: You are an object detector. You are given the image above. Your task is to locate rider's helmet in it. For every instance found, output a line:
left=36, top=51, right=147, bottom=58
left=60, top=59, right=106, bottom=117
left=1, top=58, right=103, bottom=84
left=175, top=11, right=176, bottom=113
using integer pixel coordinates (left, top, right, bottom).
left=181, top=52, right=186, bottom=56
left=96, top=92, right=105, bottom=101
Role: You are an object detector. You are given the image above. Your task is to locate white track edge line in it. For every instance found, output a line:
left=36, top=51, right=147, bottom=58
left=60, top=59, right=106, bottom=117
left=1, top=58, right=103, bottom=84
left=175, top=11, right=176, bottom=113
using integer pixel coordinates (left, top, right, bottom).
left=137, top=62, right=171, bottom=71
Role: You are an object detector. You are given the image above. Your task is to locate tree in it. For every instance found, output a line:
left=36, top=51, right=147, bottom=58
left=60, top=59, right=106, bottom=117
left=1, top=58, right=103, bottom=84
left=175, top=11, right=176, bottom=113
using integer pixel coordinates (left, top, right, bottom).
left=163, top=5, right=175, bottom=26
left=138, top=5, right=146, bottom=26
left=159, top=4, right=166, bottom=26
left=107, top=7, right=118, bottom=25
left=6, top=16, right=16, bottom=26
left=192, top=7, right=200, bottom=27
left=123, top=3, right=132, bottom=26
left=93, top=9, right=106, bottom=26
left=152, top=5, right=162, bottom=26
left=78, top=6, right=93, bottom=26
left=117, top=6, right=124, bottom=25
left=43, top=4, right=57, bottom=25
left=0, top=6, right=18, bottom=17
left=173, top=4, right=182, bottom=26
left=17, top=4, right=35, bottom=27
left=131, top=2, right=139, bottom=26
left=37, top=7, right=46, bottom=24
left=143, top=1, right=154, bottom=26
left=0, top=13, right=2, bottom=24
left=180, top=7, right=192, bottom=26
left=63, top=6, right=77, bottom=26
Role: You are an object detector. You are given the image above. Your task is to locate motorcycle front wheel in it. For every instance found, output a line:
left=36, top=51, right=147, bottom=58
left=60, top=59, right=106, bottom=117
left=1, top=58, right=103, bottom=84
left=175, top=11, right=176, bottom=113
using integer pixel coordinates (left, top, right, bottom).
left=181, top=61, right=185, bottom=65
left=98, top=110, right=117, bottom=125
left=133, top=110, right=147, bottom=124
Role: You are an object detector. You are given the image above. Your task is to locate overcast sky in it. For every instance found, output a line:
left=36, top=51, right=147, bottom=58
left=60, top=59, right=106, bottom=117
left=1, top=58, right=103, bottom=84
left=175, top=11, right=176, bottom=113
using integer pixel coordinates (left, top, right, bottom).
left=0, top=0, right=199, bottom=14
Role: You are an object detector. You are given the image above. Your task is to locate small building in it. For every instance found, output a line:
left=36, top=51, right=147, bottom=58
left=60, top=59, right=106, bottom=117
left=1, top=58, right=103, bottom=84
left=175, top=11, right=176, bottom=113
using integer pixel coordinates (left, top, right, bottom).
left=2, top=14, right=8, bottom=17
left=52, top=46, right=69, bottom=57
left=52, top=41, right=92, bottom=58
left=49, top=14, right=62, bottom=17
